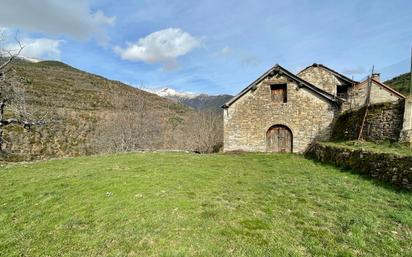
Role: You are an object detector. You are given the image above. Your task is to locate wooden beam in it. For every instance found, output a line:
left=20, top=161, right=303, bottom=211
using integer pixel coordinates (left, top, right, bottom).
left=358, top=65, right=374, bottom=140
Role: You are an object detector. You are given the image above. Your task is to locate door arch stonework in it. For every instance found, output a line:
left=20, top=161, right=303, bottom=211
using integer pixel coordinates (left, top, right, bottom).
left=266, top=125, right=293, bottom=152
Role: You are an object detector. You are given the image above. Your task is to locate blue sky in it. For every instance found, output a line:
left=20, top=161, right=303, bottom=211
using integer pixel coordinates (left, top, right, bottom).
left=1, top=0, right=411, bottom=95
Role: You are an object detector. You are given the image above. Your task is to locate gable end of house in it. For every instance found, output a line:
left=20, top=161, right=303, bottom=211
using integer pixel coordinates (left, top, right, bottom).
left=222, top=64, right=343, bottom=109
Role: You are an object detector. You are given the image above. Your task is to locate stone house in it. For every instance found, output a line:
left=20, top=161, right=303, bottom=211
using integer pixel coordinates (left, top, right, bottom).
left=222, top=63, right=406, bottom=153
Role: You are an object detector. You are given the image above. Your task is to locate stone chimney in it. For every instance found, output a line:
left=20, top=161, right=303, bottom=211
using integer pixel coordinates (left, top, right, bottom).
left=371, top=73, right=381, bottom=82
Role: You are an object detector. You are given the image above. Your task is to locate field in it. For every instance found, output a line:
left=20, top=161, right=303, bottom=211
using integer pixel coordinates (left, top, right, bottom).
left=0, top=153, right=411, bottom=256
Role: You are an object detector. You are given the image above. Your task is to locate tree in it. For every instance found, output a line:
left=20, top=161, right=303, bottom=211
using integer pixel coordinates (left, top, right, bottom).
left=94, top=88, right=161, bottom=153
left=188, top=110, right=223, bottom=153
left=0, top=36, right=42, bottom=152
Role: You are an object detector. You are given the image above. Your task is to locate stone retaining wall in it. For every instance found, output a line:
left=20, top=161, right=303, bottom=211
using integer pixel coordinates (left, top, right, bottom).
left=305, top=143, right=412, bottom=190
left=331, top=101, right=404, bottom=142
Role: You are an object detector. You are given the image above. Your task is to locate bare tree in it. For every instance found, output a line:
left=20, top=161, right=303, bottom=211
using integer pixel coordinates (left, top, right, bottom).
left=94, top=88, right=161, bottom=153
left=188, top=110, right=223, bottom=153
left=0, top=36, right=42, bottom=152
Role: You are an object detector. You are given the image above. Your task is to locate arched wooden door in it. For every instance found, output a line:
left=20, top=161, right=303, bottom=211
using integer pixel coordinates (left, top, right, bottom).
left=266, top=125, right=292, bottom=153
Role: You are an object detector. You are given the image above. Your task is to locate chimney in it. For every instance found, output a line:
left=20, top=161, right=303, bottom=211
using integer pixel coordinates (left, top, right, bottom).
left=371, top=73, right=381, bottom=82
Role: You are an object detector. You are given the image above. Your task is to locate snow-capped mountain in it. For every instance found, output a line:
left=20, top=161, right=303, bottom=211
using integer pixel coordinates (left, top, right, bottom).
left=143, top=87, right=199, bottom=99
left=142, top=87, right=233, bottom=111
left=18, top=56, right=42, bottom=63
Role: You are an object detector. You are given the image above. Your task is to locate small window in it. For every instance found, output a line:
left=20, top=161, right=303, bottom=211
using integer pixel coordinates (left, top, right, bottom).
left=337, top=85, right=348, bottom=99
left=271, top=84, right=287, bottom=103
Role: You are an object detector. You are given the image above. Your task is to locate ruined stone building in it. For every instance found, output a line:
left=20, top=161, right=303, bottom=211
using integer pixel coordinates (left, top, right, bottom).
left=222, top=63, right=408, bottom=153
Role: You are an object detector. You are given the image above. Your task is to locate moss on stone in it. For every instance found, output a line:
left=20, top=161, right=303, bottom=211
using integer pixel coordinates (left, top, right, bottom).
left=306, top=142, right=412, bottom=190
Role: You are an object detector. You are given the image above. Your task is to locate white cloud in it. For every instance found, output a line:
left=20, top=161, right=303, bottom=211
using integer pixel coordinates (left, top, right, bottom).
left=0, top=0, right=115, bottom=41
left=114, top=28, right=201, bottom=67
left=4, top=38, right=64, bottom=60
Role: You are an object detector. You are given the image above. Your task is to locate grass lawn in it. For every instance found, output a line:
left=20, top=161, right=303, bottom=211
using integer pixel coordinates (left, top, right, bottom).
left=0, top=153, right=411, bottom=257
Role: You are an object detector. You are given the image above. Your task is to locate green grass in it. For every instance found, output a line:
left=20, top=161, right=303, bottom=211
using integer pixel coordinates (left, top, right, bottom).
left=0, top=153, right=411, bottom=257
left=323, top=140, right=412, bottom=157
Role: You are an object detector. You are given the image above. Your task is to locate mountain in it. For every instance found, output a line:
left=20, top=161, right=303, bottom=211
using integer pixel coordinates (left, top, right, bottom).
left=1, top=59, right=201, bottom=161
left=18, top=56, right=43, bottom=63
left=143, top=87, right=199, bottom=99
left=178, top=94, right=233, bottom=111
left=384, top=72, right=411, bottom=96
left=143, top=87, right=233, bottom=111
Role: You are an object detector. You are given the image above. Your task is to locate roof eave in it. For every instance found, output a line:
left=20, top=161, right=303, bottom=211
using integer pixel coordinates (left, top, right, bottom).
left=223, top=64, right=341, bottom=108
left=222, top=64, right=281, bottom=108
left=371, top=78, right=406, bottom=99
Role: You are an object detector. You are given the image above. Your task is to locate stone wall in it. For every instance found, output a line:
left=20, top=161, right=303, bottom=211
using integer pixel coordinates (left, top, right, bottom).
left=331, top=101, right=404, bottom=142
left=400, top=97, right=412, bottom=145
left=306, top=143, right=412, bottom=190
left=223, top=74, right=339, bottom=153
left=343, top=80, right=403, bottom=111
left=298, top=66, right=345, bottom=95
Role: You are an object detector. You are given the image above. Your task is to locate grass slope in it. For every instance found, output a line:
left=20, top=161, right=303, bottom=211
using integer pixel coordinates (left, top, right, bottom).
left=322, top=141, right=412, bottom=157
left=0, top=153, right=411, bottom=256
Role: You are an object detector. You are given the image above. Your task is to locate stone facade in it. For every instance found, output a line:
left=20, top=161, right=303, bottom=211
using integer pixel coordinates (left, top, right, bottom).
left=298, top=66, right=347, bottom=95
left=343, top=79, right=404, bottom=111
left=298, top=65, right=404, bottom=112
left=223, top=72, right=338, bottom=153
left=223, top=64, right=408, bottom=153
left=331, top=101, right=405, bottom=142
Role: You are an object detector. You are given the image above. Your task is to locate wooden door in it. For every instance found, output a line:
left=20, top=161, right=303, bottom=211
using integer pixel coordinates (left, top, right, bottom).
left=266, top=126, right=292, bottom=153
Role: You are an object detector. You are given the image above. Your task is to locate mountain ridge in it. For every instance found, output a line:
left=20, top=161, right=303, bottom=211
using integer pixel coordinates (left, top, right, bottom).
left=142, top=87, right=233, bottom=110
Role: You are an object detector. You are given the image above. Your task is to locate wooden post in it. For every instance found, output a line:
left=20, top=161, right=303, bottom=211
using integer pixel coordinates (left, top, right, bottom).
left=358, top=66, right=374, bottom=140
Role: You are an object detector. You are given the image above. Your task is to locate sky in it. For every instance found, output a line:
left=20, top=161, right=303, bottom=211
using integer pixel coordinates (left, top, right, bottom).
left=0, top=0, right=411, bottom=95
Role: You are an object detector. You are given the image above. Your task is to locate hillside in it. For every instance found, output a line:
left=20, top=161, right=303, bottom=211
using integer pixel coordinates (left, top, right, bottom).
left=7, top=59, right=189, bottom=111
left=0, top=59, right=206, bottom=161
left=384, top=72, right=411, bottom=96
